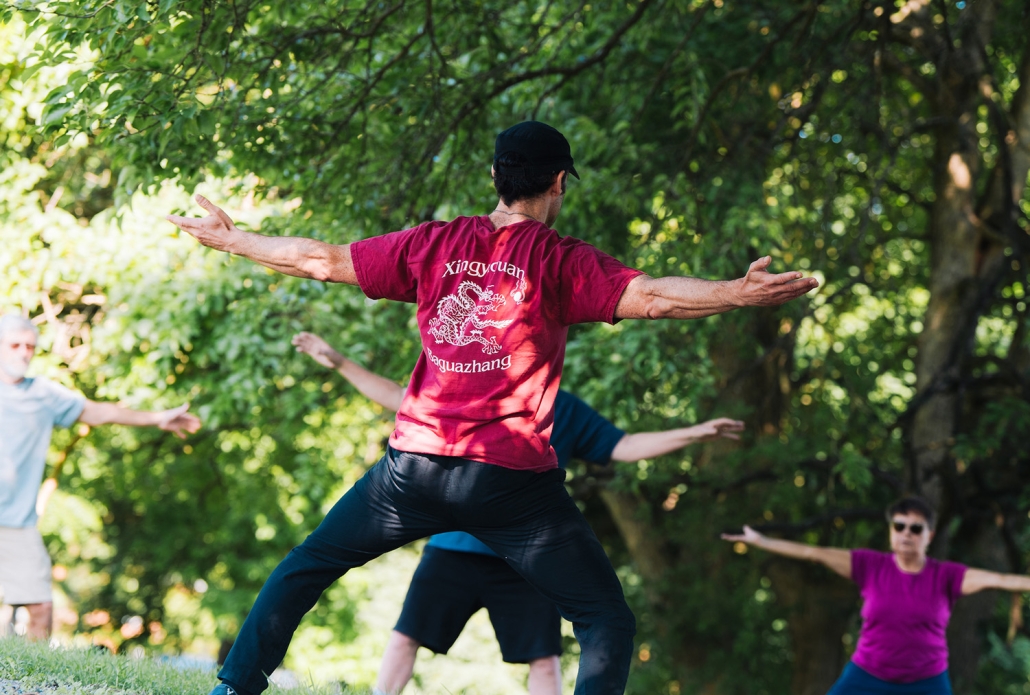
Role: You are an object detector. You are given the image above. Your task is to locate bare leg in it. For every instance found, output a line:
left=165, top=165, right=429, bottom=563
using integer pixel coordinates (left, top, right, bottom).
left=375, top=630, right=421, bottom=694
left=0, top=604, right=13, bottom=637
left=25, top=602, right=52, bottom=640
left=528, top=655, right=562, bottom=695
left=469, top=471, right=635, bottom=695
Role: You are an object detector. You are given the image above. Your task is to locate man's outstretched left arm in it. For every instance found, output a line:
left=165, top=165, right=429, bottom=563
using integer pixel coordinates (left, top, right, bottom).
left=78, top=401, right=201, bottom=439
left=167, top=195, right=357, bottom=284
left=614, top=256, right=818, bottom=320
left=609, top=418, right=744, bottom=461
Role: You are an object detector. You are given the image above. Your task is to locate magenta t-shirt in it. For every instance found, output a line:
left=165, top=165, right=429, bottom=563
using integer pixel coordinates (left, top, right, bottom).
left=850, top=549, right=967, bottom=683
left=350, top=215, right=643, bottom=472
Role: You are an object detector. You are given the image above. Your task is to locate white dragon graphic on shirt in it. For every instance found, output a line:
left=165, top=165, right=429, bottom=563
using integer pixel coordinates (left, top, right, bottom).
left=428, top=281, right=514, bottom=354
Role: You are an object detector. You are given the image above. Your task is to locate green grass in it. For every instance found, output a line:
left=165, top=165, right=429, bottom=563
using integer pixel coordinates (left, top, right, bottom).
left=0, top=639, right=360, bottom=695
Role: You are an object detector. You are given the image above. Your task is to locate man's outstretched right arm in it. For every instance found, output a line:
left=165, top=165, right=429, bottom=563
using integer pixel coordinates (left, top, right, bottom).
left=167, top=195, right=357, bottom=284
left=614, top=256, right=818, bottom=320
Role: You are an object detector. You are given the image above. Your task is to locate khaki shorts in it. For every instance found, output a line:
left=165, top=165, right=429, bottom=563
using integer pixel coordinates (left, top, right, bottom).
left=0, top=526, right=53, bottom=605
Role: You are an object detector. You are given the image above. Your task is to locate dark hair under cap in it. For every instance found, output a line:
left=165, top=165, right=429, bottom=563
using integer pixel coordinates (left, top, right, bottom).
left=493, top=121, right=580, bottom=180
left=886, top=496, right=937, bottom=530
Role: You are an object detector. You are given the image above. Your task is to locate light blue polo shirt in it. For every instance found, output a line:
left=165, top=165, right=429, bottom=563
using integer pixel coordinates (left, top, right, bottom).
left=0, top=377, right=86, bottom=528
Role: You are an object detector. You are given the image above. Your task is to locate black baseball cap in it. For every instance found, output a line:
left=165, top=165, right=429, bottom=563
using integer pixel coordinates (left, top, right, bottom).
left=494, top=121, right=580, bottom=179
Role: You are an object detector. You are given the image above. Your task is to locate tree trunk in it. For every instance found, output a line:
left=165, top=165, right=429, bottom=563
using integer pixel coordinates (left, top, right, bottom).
left=767, top=561, right=857, bottom=695
left=598, top=488, right=670, bottom=586
left=904, top=2, right=1030, bottom=688
left=908, top=0, right=995, bottom=508
left=596, top=488, right=718, bottom=681
left=946, top=516, right=1012, bottom=692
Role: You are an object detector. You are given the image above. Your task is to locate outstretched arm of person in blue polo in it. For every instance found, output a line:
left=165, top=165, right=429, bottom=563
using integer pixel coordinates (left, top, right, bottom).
left=167, top=195, right=357, bottom=284
left=614, top=256, right=819, bottom=320
left=294, top=331, right=745, bottom=466
left=609, top=418, right=743, bottom=461
left=292, top=332, right=406, bottom=411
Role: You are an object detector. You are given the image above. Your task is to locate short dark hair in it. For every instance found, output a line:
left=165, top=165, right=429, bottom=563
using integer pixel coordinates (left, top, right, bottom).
left=886, top=496, right=937, bottom=530
left=492, top=152, right=564, bottom=206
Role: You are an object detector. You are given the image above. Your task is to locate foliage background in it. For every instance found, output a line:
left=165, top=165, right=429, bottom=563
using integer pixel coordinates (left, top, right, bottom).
left=2, top=1, right=1030, bottom=693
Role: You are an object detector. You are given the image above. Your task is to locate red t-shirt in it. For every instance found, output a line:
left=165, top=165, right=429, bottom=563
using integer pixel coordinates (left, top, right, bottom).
left=350, top=215, right=643, bottom=471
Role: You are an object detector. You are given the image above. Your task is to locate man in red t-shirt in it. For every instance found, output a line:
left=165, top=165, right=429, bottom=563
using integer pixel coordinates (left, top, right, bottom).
left=168, top=121, right=817, bottom=695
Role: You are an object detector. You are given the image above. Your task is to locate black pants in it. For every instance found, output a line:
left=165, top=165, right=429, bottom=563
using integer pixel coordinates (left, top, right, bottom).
left=219, top=447, right=636, bottom=695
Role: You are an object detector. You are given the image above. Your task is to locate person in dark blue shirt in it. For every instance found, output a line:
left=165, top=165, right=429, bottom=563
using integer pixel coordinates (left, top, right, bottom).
left=293, top=331, right=743, bottom=695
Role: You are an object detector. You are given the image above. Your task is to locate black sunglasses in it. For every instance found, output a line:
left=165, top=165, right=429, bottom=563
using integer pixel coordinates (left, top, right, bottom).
left=892, top=521, right=925, bottom=534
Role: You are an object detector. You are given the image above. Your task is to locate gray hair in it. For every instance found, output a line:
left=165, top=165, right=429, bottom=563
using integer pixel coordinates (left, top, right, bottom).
left=0, top=314, right=39, bottom=342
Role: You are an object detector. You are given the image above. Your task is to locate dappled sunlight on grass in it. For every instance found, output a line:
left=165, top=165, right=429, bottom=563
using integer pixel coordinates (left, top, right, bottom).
left=0, top=638, right=365, bottom=695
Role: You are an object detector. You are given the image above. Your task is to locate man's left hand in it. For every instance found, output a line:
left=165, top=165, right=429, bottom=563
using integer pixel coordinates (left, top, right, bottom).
left=157, top=403, right=202, bottom=439
left=735, top=256, right=819, bottom=307
left=687, top=418, right=745, bottom=442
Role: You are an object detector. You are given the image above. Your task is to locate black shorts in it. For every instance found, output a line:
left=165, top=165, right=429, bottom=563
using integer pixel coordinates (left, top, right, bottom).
left=394, top=546, right=562, bottom=663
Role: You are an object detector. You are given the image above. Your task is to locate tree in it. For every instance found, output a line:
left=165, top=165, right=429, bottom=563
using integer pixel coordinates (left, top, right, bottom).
left=1, top=15, right=392, bottom=667
left=6, top=0, right=1030, bottom=692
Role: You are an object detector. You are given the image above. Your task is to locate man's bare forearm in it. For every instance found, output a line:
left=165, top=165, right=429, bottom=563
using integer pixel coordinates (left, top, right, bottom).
left=610, top=428, right=705, bottom=461
left=652, top=277, right=744, bottom=318
left=615, top=275, right=745, bottom=320
left=167, top=196, right=357, bottom=284
left=617, top=276, right=742, bottom=320
left=224, top=230, right=356, bottom=284
left=615, top=257, right=819, bottom=320
left=78, top=401, right=162, bottom=427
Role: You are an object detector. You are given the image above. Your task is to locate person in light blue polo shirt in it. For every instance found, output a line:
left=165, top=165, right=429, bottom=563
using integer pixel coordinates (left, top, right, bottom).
left=0, top=313, right=202, bottom=639
left=292, top=331, right=744, bottom=695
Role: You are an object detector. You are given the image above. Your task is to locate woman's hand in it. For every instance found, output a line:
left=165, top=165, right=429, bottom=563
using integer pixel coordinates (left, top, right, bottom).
left=721, top=524, right=764, bottom=545
left=721, top=524, right=852, bottom=579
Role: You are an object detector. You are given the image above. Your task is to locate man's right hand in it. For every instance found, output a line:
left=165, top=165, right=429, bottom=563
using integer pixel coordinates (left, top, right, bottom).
left=166, top=195, right=241, bottom=253
left=156, top=403, right=203, bottom=439
left=685, top=417, right=745, bottom=442
left=293, top=332, right=343, bottom=370
left=734, top=256, right=819, bottom=307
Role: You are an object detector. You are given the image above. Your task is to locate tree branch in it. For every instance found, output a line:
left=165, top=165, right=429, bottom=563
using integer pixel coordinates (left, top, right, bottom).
left=747, top=507, right=884, bottom=536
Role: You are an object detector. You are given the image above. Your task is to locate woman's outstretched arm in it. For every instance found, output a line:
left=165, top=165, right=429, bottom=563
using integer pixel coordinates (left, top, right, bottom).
left=961, top=569, right=1030, bottom=596
left=721, top=525, right=852, bottom=580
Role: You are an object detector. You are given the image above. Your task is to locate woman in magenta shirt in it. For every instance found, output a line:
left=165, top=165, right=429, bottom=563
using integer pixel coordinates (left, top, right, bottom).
left=723, top=497, right=1030, bottom=694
